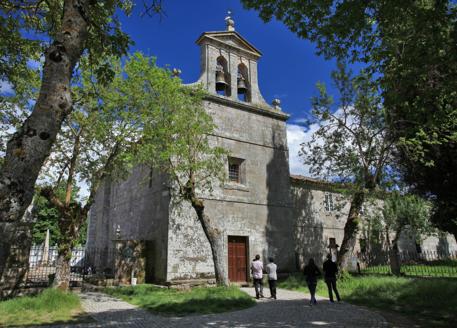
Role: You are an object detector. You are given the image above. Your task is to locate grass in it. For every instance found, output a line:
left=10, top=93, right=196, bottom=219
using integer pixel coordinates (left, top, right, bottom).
left=0, top=288, right=86, bottom=327
left=104, top=284, right=255, bottom=316
left=279, top=273, right=457, bottom=327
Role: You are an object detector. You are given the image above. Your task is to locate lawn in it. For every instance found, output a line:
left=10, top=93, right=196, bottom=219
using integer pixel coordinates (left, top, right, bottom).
left=104, top=284, right=255, bottom=315
left=279, top=273, right=457, bottom=327
left=0, top=288, right=86, bottom=327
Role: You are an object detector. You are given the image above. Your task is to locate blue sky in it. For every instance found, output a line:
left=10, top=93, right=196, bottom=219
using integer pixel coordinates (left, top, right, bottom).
left=118, top=0, right=342, bottom=175
left=120, top=0, right=338, bottom=125
left=0, top=1, right=341, bottom=176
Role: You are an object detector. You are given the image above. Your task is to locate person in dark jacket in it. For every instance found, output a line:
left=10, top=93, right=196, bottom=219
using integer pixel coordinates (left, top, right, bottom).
left=323, top=253, right=341, bottom=302
left=303, top=258, right=321, bottom=305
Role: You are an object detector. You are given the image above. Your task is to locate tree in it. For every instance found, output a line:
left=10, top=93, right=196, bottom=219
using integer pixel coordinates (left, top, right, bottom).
left=112, top=57, right=228, bottom=285
left=36, top=53, right=227, bottom=288
left=35, top=55, right=148, bottom=290
left=141, top=94, right=228, bottom=285
left=0, top=0, right=163, bottom=298
left=300, top=64, right=394, bottom=269
left=242, top=0, right=457, bottom=242
left=380, top=192, right=431, bottom=275
left=32, top=186, right=87, bottom=247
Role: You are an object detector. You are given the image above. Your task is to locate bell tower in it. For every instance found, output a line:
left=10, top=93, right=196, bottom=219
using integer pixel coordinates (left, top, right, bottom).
left=195, top=12, right=273, bottom=107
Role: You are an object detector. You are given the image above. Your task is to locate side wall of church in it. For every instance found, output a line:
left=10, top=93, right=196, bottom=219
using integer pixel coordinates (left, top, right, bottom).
left=290, top=180, right=457, bottom=270
left=86, top=166, right=170, bottom=282
left=165, top=99, right=295, bottom=282
left=291, top=181, right=351, bottom=268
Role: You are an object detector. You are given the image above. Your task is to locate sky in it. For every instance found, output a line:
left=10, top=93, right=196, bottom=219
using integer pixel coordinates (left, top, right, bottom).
left=118, top=0, right=341, bottom=176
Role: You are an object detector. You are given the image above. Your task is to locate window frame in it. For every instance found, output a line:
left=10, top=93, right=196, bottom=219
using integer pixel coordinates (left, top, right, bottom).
left=324, top=192, right=335, bottom=212
left=227, top=156, right=246, bottom=185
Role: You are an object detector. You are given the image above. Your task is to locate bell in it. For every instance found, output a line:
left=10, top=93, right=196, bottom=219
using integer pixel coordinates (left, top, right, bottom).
left=215, top=66, right=228, bottom=91
left=237, top=75, right=247, bottom=94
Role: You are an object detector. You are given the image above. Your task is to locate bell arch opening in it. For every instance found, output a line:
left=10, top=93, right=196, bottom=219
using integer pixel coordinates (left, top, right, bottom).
left=215, top=56, right=231, bottom=97
left=237, top=63, right=250, bottom=102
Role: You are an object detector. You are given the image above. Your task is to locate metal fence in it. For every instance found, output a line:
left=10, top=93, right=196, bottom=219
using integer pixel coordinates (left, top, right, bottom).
left=358, top=249, right=457, bottom=278
left=0, top=246, right=112, bottom=288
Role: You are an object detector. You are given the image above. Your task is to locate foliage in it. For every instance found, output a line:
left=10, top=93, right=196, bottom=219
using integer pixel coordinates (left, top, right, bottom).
left=0, top=288, right=84, bottom=327
left=104, top=285, right=255, bottom=315
left=279, top=273, right=457, bottom=327
left=242, top=0, right=457, bottom=238
left=0, top=0, right=145, bottom=88
left=130, top=72, right=226, bottom=199
left=300, top=63, right=394, bottom=190
left=105, top=52, right=227, bottom=284
left=382, top=192, right=432, bottom=241
left=31, top=188, right=87, bottom=246
left=300, top=63, right=395, bottom=266
left=32, top=194, right=61, bottom=245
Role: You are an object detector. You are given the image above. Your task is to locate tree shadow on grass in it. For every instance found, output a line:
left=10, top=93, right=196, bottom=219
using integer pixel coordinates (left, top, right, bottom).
left=342, top=277, right=457, bottom=328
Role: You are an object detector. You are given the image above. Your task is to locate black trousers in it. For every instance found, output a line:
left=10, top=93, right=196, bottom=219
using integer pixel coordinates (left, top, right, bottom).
left=253, top=278, right=264, bottom=298
left=325, top=277, right=341, bottom=301
left=268, top=279, right=277, bottom=298
left=306, top=280, right=317, bottom=303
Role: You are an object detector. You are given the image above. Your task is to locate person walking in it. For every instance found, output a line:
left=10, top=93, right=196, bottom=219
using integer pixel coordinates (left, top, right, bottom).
left=303, top=258, right=321, bottom=305
left=251, top=254, right=264, bottom=299
left=266, top=257, right=277, bottom=299
left=323, top=253, right=341, bottom=302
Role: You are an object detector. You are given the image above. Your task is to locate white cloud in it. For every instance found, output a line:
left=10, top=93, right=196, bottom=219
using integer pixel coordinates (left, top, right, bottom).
left=287, top=122, right=319, bottom=176
left=287, top=107, right=360, bottom=179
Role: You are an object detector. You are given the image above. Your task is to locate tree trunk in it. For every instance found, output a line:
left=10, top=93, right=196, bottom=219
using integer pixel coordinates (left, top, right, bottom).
left=389, top=240, right=401, bottom=276
left=0, top=0, right=89, bottom=298
left=190, top=198, right=228, bottom=286
left=52, top=246, right=72, bottom=290
left=338, top=191, right=365, bottom=270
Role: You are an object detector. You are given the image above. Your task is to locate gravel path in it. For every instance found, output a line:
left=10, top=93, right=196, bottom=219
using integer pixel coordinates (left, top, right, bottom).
left=38, top=288, right=388, bottom=328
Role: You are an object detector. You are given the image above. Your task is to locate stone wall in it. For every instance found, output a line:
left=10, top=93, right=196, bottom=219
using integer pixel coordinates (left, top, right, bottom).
left=291, top=178, right=351, bottom=268
left=86, top=165, right=170, bottom=282
left=165, top=97, right=295, bottom=282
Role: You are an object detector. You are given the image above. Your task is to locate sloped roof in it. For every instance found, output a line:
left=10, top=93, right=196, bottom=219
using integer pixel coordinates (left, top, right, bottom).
left=290, top=175, right=337, bottom=188
left=196, top=31, right=262, bottom=58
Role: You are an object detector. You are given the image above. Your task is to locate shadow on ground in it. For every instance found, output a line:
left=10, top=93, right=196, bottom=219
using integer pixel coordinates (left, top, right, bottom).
left=36, top=291, right=387, bottom=328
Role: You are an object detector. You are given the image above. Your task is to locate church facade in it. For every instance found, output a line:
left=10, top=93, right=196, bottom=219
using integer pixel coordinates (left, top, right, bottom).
left=86, top=19, right=457, bottom=284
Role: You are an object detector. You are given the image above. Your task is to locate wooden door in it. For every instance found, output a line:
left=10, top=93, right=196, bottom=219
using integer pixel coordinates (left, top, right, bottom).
left=228, top=236, right=247, bottom=282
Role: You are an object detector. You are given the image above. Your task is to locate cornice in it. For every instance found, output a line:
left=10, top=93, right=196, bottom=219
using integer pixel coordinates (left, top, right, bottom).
left=205, top=94, right=290, bottom=121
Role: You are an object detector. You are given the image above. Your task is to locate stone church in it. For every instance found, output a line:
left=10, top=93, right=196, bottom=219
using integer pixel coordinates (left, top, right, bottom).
left=86, top=18, right=457, bottom=284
